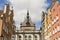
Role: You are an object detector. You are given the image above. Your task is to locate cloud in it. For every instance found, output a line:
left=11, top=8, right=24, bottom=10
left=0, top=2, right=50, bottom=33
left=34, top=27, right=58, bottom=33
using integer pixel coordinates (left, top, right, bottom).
left=11, top=0, right=49, bottom=29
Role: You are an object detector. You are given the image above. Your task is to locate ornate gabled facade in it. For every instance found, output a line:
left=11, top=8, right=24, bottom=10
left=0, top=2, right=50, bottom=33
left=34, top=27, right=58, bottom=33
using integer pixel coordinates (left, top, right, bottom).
left=0, top=4, right=15, bottom=40
left=15, top=10, right=42, bottom=40
left=20, top=10, right=35, bottom=31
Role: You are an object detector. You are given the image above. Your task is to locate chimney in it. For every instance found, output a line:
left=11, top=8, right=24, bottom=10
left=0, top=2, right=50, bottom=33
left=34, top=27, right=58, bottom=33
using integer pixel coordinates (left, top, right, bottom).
left=52, top=0, right=58, bottom=7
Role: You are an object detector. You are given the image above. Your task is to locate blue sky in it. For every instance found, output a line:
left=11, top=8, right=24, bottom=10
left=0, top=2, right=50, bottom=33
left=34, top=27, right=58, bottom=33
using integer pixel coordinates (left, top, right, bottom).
left=35, top=21, right=42, bottom=29
left=58, top=0, right=60, bottom=2
left=0, top=0, right=11, bottom=10
left=0, top=0, right=7, bottom=10
left=0, top=0, right=60, bottom=30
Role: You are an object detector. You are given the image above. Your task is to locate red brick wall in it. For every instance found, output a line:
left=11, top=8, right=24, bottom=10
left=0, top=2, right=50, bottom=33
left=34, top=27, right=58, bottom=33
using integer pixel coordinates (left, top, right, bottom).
left=51, top=1, right=60, bottom=40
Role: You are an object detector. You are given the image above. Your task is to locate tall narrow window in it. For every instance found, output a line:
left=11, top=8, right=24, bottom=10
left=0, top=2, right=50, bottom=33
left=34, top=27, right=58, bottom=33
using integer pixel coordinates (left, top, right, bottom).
left=34, top=35, right=38, bottom=40
left=19, top=36, right=21, bottom=40
left=28, top=36, right=32, bottom=40
left=24, top=35, right=27, bottom=40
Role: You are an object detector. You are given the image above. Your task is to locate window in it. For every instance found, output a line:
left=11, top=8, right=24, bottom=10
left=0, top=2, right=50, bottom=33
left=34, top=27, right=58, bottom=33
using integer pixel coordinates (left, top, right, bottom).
left=44, top=28, right=47, bottom=32
left=56, top=15, right=58, bottom=20
left=45, top=35, right=48, bottom=40
left=52, top=20, right=54, bottom=25
left=55, top=27, right=57, bottom=33
left=35, top=35, right=37, bottom=38
left=19, top=36, right=21, bottom=38
left=25, top=35, right=27, bottom=38
left=58, top=37, right=60, bottom=40
left=49, top=32, right=51, bottom=37
left=11, top=35, right=15, bottom=40
left=54, top=19, right=56, bottom=23
left=34, top=35, right=38, bottom=40
left=28, top=36, right=32, bottom=40
left=53, top=29, right=54, bottom=34
left=59, top=25, right=60, bottom=31
left=53, top=28, right=55, bottom=34
left=54, top=38, right=58, bottom=40
left=3, top=24, right=5, bottom=30
left=48, top=24, right=51, bottom=29
left=3, top=23, right=8, bottom=34
left=52, top=15, right=59, bottom=25
left=53, top=27, right=59, bottom=34
left=57, top=25, right=60, bottom=31
left=19, top=36, right=21, bottom=40
left=24, top=35, right=27, bottom=40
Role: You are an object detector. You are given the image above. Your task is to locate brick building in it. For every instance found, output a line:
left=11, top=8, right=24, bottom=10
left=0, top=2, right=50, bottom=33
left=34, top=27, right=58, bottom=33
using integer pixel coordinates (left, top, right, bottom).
left=0, top=4, right=14, bottom=40
left=51, top=0, right=60, bottom=40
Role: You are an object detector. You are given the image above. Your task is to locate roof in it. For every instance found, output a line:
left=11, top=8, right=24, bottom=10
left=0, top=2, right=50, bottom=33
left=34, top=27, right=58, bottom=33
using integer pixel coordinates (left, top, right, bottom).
left=20, top=10, right=35, bottom=27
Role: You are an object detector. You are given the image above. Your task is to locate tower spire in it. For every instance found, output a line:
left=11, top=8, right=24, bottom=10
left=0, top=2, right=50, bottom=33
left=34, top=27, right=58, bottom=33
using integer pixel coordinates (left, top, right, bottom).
left=27, top=10, right=29, bottom=16
left=27, top=10, right=29, bottom=22
left=26, top=10, right=30, bottom=26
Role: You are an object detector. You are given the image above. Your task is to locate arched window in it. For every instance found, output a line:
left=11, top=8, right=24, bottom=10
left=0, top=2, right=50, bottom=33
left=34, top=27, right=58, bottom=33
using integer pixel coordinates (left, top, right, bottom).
left=19, top=36, right=21, bottom=40
left=35, top=36, right=37, bottom=38
left=34, top=35, right=37, bottom=40
left=28, top=36, right=32, bottom=40
left=25, top=35, right=27, bottom=38
left=19, top=36, right=21, bottom=38
left=24, top=35, right=27, bottom=40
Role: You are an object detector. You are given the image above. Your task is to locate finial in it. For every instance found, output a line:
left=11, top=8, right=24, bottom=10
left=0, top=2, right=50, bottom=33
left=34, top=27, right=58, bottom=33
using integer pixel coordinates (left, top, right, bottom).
left=27, top=10, right=29, bottom=19
left=26, top=10, right=30, bottom=25
left=27, top=10, right=29, bottom=16
left=10, top=6, right=13, bottom=10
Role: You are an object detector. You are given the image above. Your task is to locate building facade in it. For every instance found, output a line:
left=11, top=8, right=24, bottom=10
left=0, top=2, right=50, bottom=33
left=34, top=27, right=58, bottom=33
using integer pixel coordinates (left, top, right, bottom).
left=42, top=0, right=60, bottom=40
left=0, top=4, right=14, bottom=40
left=40, top=26, right=44, bottom=40
left=15, top=10, right=42, bottom=40
left=47, top=9, right=52, bottom=40
left=51, top=0, right=60, bottom=40
left=42, top=12, right=48, bottom=40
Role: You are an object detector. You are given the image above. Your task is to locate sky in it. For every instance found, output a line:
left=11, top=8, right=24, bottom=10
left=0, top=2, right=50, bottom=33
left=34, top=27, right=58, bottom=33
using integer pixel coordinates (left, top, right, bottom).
left=0, top=0, right=11, bottom=10
left=0, top=0, right=58, bottom=30
left=12, top=0, right=50, bottom=30
left=0, top=0, right=51, bottom=30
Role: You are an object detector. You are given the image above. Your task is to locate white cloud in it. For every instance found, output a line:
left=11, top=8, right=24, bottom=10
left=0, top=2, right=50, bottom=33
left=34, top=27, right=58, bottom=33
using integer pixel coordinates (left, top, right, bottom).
left=11, top=0, right=49, bottom=29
